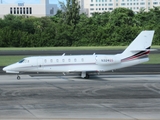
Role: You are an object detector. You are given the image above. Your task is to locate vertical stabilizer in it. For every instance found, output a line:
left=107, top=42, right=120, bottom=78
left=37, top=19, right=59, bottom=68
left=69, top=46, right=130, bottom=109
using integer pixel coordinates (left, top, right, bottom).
left=121, top=30, right=155, bottom=59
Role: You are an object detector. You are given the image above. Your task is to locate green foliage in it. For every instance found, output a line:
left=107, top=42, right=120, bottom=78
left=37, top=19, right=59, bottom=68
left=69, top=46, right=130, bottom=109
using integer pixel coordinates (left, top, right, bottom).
left=0, top=6, right=160, bottom=47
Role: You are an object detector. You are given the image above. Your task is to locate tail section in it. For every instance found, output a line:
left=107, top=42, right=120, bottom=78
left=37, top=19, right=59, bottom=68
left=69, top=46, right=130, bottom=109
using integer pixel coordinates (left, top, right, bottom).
left=121, top=30, right=155, bottom=61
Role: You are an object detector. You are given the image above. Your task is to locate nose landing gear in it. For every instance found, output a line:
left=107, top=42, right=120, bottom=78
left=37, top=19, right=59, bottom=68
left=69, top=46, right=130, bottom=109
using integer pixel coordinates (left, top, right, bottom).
left=17, top=75, right=21, bottom=80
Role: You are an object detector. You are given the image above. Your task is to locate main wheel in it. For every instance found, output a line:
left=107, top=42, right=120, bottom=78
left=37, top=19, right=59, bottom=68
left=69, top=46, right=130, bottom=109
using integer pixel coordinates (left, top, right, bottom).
left=17, top=76, right=21, bottom=80
left=84, top=74, right=89, bottom=79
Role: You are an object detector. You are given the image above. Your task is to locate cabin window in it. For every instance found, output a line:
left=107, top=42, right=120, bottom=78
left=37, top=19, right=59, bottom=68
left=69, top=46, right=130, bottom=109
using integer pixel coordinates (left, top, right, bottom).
left=74, top=58, right=77, bottom=62
left=62, top=59, right=65, bottom=62
left=44, top=59, right=47, bottom=63
left=81, top=58, right=84, bottom=62
left=68, top=59, right=71, bottom=62
left=50, top=59, right=53, bottom=63
left=56, top=59, right=59, bottom=62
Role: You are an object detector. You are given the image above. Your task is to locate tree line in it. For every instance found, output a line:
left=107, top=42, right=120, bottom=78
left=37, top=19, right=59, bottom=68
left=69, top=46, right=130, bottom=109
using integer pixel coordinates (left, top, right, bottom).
left=0, top=0, right=160, bottom=47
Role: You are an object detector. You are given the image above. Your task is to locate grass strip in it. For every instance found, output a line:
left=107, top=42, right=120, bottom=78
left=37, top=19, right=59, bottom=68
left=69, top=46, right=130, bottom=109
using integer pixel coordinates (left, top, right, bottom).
left=147, top=54, right=160, bottom=64
left=0, top=54, right=159, bottom=66
left=0, top=56, right=27, bottom=66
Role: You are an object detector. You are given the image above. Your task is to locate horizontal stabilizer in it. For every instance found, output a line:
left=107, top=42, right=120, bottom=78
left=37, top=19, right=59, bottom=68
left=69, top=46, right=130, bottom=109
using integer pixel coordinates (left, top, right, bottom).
left=131, top=49, right=157, bottom=52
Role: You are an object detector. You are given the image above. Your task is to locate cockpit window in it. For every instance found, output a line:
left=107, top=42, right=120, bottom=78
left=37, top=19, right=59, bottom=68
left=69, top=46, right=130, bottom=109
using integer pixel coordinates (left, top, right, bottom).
left=18, top=59, right=25, bottom=63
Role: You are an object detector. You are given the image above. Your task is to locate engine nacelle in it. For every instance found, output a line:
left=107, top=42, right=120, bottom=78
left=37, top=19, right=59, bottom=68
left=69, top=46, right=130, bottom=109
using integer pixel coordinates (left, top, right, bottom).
left=96, top=55, right=121, bottom=65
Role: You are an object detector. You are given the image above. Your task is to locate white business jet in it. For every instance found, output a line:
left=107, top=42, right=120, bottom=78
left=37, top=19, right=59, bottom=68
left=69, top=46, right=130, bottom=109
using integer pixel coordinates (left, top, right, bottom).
left=3, top=30, right=155, bottom=79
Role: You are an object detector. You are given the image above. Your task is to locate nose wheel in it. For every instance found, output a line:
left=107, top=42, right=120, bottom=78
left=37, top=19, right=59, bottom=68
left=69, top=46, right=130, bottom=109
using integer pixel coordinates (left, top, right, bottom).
left=17, top=75, right=21, bottom=80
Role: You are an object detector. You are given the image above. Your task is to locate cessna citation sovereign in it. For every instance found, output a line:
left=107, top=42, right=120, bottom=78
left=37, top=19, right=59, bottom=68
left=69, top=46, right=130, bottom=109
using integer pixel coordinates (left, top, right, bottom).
left=3, top=30, right=154, bottom=80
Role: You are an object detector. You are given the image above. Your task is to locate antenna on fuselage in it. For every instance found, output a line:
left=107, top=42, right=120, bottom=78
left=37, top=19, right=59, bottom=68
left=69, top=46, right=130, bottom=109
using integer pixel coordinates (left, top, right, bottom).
left=62, top=53, right=65, bottom=56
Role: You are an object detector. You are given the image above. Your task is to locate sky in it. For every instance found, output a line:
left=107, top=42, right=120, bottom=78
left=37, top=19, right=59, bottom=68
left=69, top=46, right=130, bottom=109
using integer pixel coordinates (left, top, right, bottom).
left=2, top=0, right=65, bottom=4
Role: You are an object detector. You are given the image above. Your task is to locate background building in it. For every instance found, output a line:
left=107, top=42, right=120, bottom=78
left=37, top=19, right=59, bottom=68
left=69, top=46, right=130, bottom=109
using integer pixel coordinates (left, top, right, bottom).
left=78, top=0, right=160, bottom=17
left=0, top=0, right=58, bottom=18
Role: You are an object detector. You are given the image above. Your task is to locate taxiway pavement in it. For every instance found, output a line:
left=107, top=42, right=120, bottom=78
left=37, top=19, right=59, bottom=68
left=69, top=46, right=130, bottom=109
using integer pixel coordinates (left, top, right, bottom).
left=0, top=74, right=160, bottom=119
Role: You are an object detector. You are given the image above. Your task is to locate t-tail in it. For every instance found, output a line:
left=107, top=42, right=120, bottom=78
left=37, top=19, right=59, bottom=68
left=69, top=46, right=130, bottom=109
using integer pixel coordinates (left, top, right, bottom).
left=120, top=30, right=155, bottom=63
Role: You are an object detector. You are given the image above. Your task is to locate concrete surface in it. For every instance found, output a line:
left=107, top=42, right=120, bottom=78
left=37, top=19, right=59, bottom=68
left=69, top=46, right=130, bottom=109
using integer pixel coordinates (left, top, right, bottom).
left=0, top=75, right=160, bottom=119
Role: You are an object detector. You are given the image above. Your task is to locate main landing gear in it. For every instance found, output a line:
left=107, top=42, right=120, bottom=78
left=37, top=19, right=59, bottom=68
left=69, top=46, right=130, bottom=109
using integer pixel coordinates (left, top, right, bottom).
left=84, top=74, right=89, bottom=79
left=81, top=72, right=90, bottom=79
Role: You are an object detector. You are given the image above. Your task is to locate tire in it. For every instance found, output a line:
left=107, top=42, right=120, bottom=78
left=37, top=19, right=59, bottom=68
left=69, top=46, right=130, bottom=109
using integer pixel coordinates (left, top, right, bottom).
left=17, top=76, right=21, bottom=80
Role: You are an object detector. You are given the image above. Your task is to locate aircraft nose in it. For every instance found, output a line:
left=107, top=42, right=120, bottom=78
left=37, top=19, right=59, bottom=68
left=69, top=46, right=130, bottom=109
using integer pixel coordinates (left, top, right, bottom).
left=2, top=65, right=19, bottom=74
left=3, top=67, right=7, bottom=71
left=3, top=66, right=11, bottom=71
